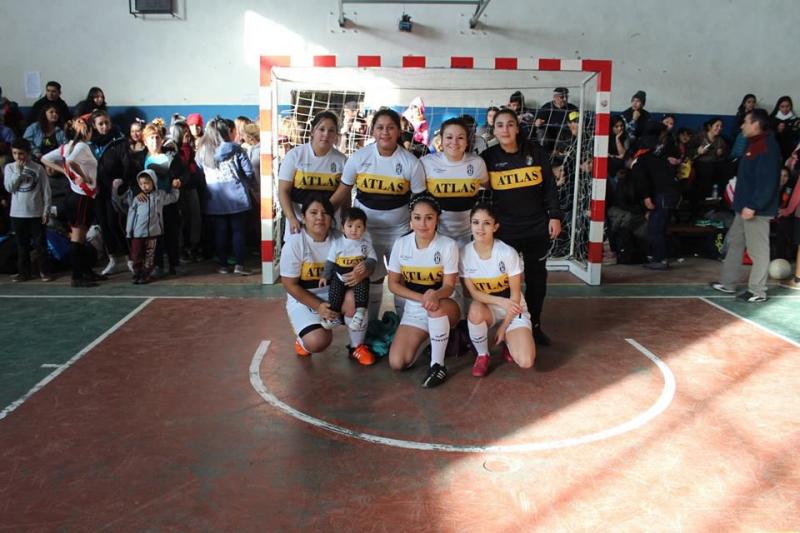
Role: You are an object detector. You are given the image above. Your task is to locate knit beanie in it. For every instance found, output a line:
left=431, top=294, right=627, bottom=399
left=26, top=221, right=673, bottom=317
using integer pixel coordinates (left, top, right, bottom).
left=632, top=90, right=647, bottom=106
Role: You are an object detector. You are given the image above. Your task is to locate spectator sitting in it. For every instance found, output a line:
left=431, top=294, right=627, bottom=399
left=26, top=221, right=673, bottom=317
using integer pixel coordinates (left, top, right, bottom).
left=689, top=117, right=730, bottom=213
left=534, top=87, right=578, bottom=152
left=0, top=122, right=15, bottom=165
left=74, top=87, right=107, bottom=117
left=508, top=91, right=534, bottom=137
left=28, top=81, right=71, bottom=126
left=621, top=90, right=651, bottom=143
left=0, top=86, right=25, bottom=136
left=734, top=93, right=757, bottom=134
left=476, top=106, right=499, bottom=145
left=23, top=104, right=66, bottom=160
left=608, top=115, right=629, bottom=179
left=770, top=96, right=800, bottom=160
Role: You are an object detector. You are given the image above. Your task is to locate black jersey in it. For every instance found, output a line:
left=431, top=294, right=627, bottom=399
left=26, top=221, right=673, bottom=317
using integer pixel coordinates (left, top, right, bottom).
left=481, top=141, right=560, bottom=242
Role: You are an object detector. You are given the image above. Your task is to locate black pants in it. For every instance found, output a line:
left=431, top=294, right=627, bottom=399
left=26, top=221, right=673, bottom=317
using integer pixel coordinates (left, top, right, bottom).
left=95, top=195, right=127, bottom=256
left=502, top=235, right=550, bottom=326
left=328, top=273, right=369, bottom=312
left=11, top=217, right=50, bottom=276
left=647, top=193, right=679, bottom=262
left=155, top=203, right=181, bottom=270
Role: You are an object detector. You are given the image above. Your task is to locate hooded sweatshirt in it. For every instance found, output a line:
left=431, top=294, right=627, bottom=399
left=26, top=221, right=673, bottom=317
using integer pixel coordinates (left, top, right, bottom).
left=3, top=159, right=51, bottom=218
left=198, top=141, right=254, bottom=215
left=116, top=171, right=180, bottom=238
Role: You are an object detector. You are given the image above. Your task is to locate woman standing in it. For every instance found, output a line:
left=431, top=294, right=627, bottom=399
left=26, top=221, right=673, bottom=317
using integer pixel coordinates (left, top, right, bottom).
left=330, top=109, right=426, bottom=317
left=41, top=117, right=103, bottom=287
left=387, top=193, right=460, bottom=387
left=461, top=202, right=535, bottom=376
left=419, top=117, right=488, bottom=247
left=278, top=111, right=346, bottom=238
left=481, top=108, right=561, bottom=345
left=280, top=195, right=374, bottom=364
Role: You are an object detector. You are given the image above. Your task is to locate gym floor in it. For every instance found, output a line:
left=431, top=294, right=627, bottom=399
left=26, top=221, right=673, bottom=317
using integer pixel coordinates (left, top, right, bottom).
left=0, top=258, right=798, bottom=532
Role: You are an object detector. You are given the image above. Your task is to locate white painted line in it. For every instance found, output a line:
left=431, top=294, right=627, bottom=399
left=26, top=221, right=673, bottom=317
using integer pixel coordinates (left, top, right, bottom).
left=249, top=338, right=676, bottom=453
left=40, top=364, right=62, bottom=368
left=0, top=298, right=155, bottom=422
left=698, top=297, right=800, bottom=349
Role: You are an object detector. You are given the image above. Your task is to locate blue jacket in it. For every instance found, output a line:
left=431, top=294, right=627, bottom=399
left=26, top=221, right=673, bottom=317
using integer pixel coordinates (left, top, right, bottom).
left=733, top=131, right=781, bottom=217
left=198, top=142, right=254, bottom=215
left=23, top=123, right=65, bottom=158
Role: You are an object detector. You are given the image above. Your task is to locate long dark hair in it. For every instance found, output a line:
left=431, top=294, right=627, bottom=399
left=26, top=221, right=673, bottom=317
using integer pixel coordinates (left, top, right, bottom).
left=493, top=107, right=537, bottom=159
left=771, top=96, right=794, bottom=117
left=737, top=93, right=756, bottom=115
left=371, top=108, right=401, bottom=130
left=37, top=103, right=60, bottom=132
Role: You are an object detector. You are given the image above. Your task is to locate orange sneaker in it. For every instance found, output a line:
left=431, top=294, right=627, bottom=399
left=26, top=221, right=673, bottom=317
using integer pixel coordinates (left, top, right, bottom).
left=349, top=344, right=376, bottom=366
left=294, top=339, right=311, bottom=357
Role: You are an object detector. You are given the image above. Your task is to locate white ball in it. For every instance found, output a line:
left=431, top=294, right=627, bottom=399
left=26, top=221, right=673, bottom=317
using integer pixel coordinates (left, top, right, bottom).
left=768, top=258, right=792, bottom=280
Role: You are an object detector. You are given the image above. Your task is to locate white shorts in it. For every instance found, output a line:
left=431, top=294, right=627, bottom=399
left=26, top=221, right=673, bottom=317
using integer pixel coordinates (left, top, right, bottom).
left=487, top=301, right=532, bottom=334
left=286, top=297, right=324, bottom=337
left=400, top=297, right=462, bottom=332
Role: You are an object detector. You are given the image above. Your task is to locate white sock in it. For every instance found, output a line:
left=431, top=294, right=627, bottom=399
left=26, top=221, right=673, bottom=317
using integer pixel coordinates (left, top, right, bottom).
left=468, top=320, right=489, bottom=355
left=427, top=315, right=450, bottom=367
left=344, top=315, right=367, bottom=346
left=368, top=282, right=383, bottom=321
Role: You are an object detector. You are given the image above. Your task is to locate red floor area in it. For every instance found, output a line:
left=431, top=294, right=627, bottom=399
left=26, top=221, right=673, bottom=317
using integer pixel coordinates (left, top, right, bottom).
left=0, top=297, right=798, bottom=531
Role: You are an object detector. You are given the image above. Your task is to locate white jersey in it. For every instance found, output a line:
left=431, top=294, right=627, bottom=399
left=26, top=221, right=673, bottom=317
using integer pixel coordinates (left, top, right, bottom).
left=341, top=143, right=426, bottom=233
left=388, top=232, right=459, bottom=295
left=459, top=239, right=523, bottom=299
left=420, top=151, right=488, bottom=241
left=279, top=229, right=334, bottom=304
left=327, top=235, right=377, bottom=274
left=42, top=141, right=97, bottom=197
left=278, top=143, right=346, bottom=218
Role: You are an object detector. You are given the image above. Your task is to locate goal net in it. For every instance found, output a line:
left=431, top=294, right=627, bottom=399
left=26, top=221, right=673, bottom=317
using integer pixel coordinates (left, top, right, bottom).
left=260, top=60, right=610, bottom=285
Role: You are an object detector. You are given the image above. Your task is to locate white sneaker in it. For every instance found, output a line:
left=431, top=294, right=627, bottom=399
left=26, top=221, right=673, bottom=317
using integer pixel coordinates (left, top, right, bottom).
left=100, top=256, right=117, bottom=276
left=127, top=259, right=134, bottom=273
left=233, top=265, right=252, bottom=276
left=320, top=316, right=341, bottom=330
left=349, top=308, right=367, bottom=331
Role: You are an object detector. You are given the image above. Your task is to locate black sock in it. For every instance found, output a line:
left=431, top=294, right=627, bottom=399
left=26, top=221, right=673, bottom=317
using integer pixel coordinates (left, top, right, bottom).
left=70, top=242, right=83, bottom=280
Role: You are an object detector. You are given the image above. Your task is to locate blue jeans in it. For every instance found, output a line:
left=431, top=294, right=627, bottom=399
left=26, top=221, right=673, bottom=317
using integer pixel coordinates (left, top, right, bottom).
left=211, top=211, right=248, bottom=266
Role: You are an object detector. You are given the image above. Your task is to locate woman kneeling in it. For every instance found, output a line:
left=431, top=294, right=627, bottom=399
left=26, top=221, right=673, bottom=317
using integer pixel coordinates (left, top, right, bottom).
left=387, top=193, right=460, bottom=387
left=460, top=202, right=536, bottom=377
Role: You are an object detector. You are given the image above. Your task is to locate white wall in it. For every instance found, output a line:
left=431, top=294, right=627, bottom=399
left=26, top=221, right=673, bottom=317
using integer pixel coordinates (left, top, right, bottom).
left=1, top=0, right=797, bottom=114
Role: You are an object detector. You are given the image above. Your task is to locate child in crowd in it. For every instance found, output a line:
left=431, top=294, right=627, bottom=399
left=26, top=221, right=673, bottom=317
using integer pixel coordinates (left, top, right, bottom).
left=114, top=169, right=180, bottom=284
left=3, top=138, right=52, bottom=282
left=319, top=207, right=377, bottom=330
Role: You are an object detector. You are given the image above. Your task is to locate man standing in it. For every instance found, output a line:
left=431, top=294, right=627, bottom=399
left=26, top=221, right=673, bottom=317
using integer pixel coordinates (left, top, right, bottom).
left=28, top=81, right=71, bottom=126
left=534, top=87, right=577, bottom=153
left=711, top=109, right=781, bottom=302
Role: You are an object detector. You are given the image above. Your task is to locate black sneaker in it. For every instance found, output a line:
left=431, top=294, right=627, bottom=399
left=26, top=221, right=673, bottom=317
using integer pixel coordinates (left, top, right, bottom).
left=533, top=324, right=551, bottom=346
left=71, top=278, right=98, bottom=288
left=643, top=260, right=669, bottom=270
left=422, top=363, right=447, bottom=388
left=736, top=291, right=768, bottom=303
left=11, top=273, right=31, bottom=283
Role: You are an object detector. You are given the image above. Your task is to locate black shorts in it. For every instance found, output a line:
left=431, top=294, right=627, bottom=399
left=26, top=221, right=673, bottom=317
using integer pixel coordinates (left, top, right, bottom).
left=64, top=190, right=95, bottom=228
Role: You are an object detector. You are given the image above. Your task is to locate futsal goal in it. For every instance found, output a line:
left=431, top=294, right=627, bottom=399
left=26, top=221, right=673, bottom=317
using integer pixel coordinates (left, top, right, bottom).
left=258, top=55, right=612, bottom=285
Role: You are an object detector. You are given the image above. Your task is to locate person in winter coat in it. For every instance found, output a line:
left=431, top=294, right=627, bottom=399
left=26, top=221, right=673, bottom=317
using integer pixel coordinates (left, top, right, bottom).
left=195, top=117, right=255, bottom=275
left=114, top=169, right=180, bottom=284
left=621, top=90, right=651, bottom=143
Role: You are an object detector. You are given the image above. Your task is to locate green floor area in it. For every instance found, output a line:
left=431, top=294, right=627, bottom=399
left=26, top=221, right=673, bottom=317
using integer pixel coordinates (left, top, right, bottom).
left=0, top=297, right=146, bottom=410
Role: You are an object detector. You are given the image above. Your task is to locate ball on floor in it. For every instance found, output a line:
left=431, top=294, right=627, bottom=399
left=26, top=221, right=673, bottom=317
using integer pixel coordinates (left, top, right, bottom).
left=768, top=258, right=792, bottom=280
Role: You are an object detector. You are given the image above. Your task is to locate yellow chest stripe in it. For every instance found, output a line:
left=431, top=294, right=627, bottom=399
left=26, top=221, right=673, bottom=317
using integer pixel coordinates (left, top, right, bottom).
left=489, top=166, right=542, bottom=191
left=336, top=255, right=364, bottom=267
left=401, top=266, right=444, bottom=286
left=469, top=274, right=509, bottom=294
left=355, top=173, right=409, bottom=195
left=426, top=178, right=481, bottom=198
left=300, top=261, right=325, bottom=280
left=293, top=171, right=341, bottom=191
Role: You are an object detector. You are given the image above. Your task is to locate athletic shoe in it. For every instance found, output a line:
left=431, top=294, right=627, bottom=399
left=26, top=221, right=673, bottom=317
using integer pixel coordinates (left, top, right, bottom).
left=471, top=354, right=490, bottom=377
left=349, top=308, right=367, bottom=331
left=780, top=277, right=800, bottom=290
left=85, top=270, right=108, bottom=282
left=127, top=259, right=135, bottom=273
left=40, top=273, right=53, bottom=282
left=10, top=273, right=30, bottom=282
left=233, top=265, right=252, bottom=276
left=709, top=282, right=736, bottom=294
left=736, top=291, right=768, bottom=303
left=294, top=339, right=311, bottom=357
left=100, top=256, right=117, bottom=276
left=501, top=343, right=514, bottom=363
left=320, top=316, right=341, bottom=330
left=422, top=363, right=448, bottom=388
left=70, top=278, right=97, bottom=288
left=349, top=343, right=376, bottom=366
left=218, top=266, right=231, bottom=274
left=533, top=325, right=551, bottom=346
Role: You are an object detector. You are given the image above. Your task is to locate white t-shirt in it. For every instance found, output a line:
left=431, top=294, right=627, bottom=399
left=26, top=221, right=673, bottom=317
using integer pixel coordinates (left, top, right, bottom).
left=459, top=239, right=523, bottom=299
left=420, top=151, right=488, bottom=240
left=327, top=235, right=377, bottom=273
left=388, top=232, right=459, bottom=295
left=278, top=143, right=346, bottom=218
left=42, top=141, right=97, bottom=197
left=279, top=229, right=334, bottom=304
left=341, top=144, right=426, bottom=233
